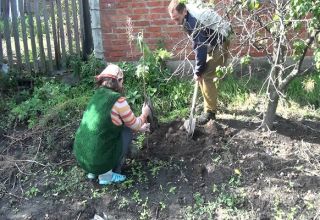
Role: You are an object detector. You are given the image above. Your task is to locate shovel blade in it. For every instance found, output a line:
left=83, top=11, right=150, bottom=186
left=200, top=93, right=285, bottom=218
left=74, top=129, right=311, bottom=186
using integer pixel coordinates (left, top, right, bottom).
left=184, top=118, right=196, bottom=137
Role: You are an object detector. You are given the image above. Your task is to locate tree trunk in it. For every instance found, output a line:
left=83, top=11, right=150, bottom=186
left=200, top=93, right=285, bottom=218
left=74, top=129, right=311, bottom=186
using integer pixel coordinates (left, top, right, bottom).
left=262, top=88, right=279, bottom=130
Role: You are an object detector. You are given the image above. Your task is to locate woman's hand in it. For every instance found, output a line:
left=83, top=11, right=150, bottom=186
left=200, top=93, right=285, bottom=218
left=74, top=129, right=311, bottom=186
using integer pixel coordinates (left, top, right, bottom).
left=139, top=123, right=150, bottom=132
left=142, top=103, right=151, bottom=117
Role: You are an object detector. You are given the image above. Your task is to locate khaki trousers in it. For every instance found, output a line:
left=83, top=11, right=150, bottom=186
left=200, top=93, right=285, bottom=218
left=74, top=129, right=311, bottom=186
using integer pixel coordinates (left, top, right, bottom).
left=199, top=40, right=229, bottom=113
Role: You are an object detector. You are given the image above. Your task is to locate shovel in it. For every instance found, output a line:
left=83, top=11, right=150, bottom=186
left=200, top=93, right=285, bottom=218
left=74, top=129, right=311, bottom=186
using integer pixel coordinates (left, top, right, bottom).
left=184, top=81, right=199, bottom=137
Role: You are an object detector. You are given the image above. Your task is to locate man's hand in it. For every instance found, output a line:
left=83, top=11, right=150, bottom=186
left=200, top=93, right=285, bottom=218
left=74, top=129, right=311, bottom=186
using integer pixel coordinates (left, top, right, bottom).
left=193, top=74, right=203, bottom=82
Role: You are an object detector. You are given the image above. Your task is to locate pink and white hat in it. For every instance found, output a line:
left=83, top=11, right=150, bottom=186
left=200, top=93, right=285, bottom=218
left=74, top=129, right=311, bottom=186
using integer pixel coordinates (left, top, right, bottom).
left=95, top=64, right=123, bottom=81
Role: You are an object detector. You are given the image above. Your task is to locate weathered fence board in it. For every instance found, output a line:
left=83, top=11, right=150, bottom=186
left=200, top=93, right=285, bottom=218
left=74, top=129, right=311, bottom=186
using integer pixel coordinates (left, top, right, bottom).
left=65, top=0, right=73, bottom=54
left=3, top=0, right=13, bottom=67
left=0, top=0, right=4, bottom=64
left=72, top=0, right=81, bottom=55
left=57, top=0, right=66, bottom=68
left=35, top=0, right=46, bottom=72
left=42, top=1, right=53, bottom=72
left=0, top=33, right=3, bottom=64
left=27, top=0, right=39, bottom=73
left=0, top=0, right=89, bottom=74
left=50, top=0, right=60, bottom=69
left=79, top=0, right=85, bottom=58
left=18, top=0, right=31, bottom=73
left=10, top=0, right=22, bottom=70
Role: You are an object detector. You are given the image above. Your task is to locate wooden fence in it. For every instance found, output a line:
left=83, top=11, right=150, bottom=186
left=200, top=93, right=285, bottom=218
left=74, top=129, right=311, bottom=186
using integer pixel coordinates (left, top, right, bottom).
left=0, top=0, right=89, bottom=74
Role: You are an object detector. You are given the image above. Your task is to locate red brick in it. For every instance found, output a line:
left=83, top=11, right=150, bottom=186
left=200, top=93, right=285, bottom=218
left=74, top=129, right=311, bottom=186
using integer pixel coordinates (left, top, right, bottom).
left=129, top=14, right=144, bottom=20
left=144, top=32, right=163, bottom=38
left=131, top=2, right=146, bottom=8
left=153, top=19, right=170, bottom=26
left=150, top=7, right=167, bottom=14
left=147, top=14, right=162, bottom=20
left=133, top=20, right=150, bottom=26
left=112, top=28, right=127, bottom=34
left=146, top=1, right=164, bottom=7
left=133, top=8, right=149, bottom=14
left=109, top=15, right=128, bottom=21
left=109, top=51, right=126, bottom=57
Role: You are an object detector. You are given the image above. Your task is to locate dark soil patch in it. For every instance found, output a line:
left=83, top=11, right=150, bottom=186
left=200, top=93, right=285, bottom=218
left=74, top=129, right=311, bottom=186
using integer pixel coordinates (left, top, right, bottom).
left=1, top=114, right=320, bottom=219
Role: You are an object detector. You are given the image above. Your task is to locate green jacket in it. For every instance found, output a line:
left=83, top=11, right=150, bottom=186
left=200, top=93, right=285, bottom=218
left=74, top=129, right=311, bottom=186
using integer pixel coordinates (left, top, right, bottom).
left=73, top=87, right=123, bottom=175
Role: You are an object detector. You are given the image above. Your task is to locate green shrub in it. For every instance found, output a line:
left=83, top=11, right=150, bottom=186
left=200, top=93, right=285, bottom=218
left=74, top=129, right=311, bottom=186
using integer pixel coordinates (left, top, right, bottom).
left=286, top=72, right=320, bottom=107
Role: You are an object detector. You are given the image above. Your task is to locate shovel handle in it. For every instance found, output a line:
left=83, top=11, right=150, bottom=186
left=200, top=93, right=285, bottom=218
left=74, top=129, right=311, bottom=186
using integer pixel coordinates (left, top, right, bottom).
left=190, top=81, right=199, bottom=118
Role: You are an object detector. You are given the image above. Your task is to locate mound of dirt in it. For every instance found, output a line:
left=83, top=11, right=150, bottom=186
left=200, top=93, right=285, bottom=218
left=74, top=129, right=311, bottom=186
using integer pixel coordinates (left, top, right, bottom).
left=146, top=120, right=223, bottom=159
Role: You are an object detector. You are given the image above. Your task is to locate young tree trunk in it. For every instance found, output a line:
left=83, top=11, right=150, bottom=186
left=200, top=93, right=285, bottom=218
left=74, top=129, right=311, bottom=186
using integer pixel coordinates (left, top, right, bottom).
left=261, top=35, right=284, bottom=130
left=262, top=87, right=280, bottom=130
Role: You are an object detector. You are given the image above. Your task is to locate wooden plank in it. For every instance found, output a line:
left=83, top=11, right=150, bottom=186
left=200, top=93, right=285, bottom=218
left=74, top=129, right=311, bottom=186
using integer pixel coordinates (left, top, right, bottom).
left=34, top=0, right=46, bottom=73
left=18, top=0, right=31, bottom=73
left=50, top=0, right=60, bottom=69
left=72, top=0, right=81, bottom=55
left=56, top=0, right=66, bottom=68
left=65, top=0, right=73, bottom=54
left=0, top=32, right=3, bottom=64
left=0, top=0, right=4, bottom=64
left=79, top=0, right=85, bottom=58
left=42, top=1, right=53, bottom=72
left=3, top=0, right=13, bottom=67
left=0, top=1, right=4, bottom=64
left=27, top=0, right=39, bottom=73
left=10, top=0, right=22, bottom=69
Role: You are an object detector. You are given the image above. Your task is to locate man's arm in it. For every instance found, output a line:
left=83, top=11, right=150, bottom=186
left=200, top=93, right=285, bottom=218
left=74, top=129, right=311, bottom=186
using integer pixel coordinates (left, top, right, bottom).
left=191, top=27, right=208, bottom=76
left=193, top=36, right=207, bottom=76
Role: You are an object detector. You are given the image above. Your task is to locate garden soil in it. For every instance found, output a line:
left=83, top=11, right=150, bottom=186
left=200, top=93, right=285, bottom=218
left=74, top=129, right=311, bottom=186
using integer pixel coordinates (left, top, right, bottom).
left=1, top=114, right=320, bottom=219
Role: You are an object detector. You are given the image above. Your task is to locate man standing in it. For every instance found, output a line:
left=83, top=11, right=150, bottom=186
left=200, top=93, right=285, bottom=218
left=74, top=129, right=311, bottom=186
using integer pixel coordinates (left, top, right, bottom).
left=168, top=0, right=231, bottom=125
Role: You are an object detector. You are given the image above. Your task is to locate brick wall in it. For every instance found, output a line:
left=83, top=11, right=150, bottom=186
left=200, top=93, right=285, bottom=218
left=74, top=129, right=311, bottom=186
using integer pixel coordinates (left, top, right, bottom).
left=100, top=0, right=184, bottom=62
left=99, top=0, right=310, bottom=62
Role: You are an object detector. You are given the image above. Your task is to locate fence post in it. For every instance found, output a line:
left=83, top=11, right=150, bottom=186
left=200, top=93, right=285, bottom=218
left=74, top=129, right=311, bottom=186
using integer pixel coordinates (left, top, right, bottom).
left=50, top=0, right=60, bottom=70
left=57, top=0, right=66, bottom=68
left=10, top=0, right=22, bottom=70
left=0, top=0, right=4, bottom=65
left=3, top=0, right=13, bottom=68
left=27, top=0, right=39, bottom=73
left=89, top=0, right=104, bottom=60
left=34, top=0, right=47, bottom=73
left=18, top=0, right=31, bottom=73
left=81, top=0, right=93, bottom=60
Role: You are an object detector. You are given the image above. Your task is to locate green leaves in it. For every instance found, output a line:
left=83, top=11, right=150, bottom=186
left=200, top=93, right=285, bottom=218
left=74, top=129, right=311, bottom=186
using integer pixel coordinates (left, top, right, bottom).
left=293, top=39, right=307, bottom=60
left=179, top=0, right=188, bottom=4
left=216, top=64, right=234, bottom=78
left=241, top=0, right=260, bottom=11
left=315, top=48, right=320, bottom=70
left=240, top=55, right=251, bottom=65
left=135, top=64, right=149, bottom=79
left=154, top=49, right=173, bottom=62
left=249, top=0, right=260, bottom=10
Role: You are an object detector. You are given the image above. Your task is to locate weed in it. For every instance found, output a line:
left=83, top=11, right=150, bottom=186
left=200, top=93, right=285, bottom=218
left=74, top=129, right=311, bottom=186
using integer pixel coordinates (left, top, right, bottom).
left=130, top=160, right=147, bottom=183
left=118, top=197, right=130, bottom=209
left=135, top=134, right=146, bottom=150
left=169, top=186, right=177, bottom=194
left=147, top=160, right=168, bottom=177
left=132, top=190, right=142, bottom=204
left=139, top=197, right=151, bottom=220
left=50, top=166, right=84, bottom=197
left=212, top=155, right=222, bottom=164
left=159, top=201, right=166, bottom=211
left=273, top=197, right=285, bottom=220
left=121, top=179, right=134, bottom=189
left=25, top=186, right=40, bottom=198
left=91, top=188, right=109, bottom=199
